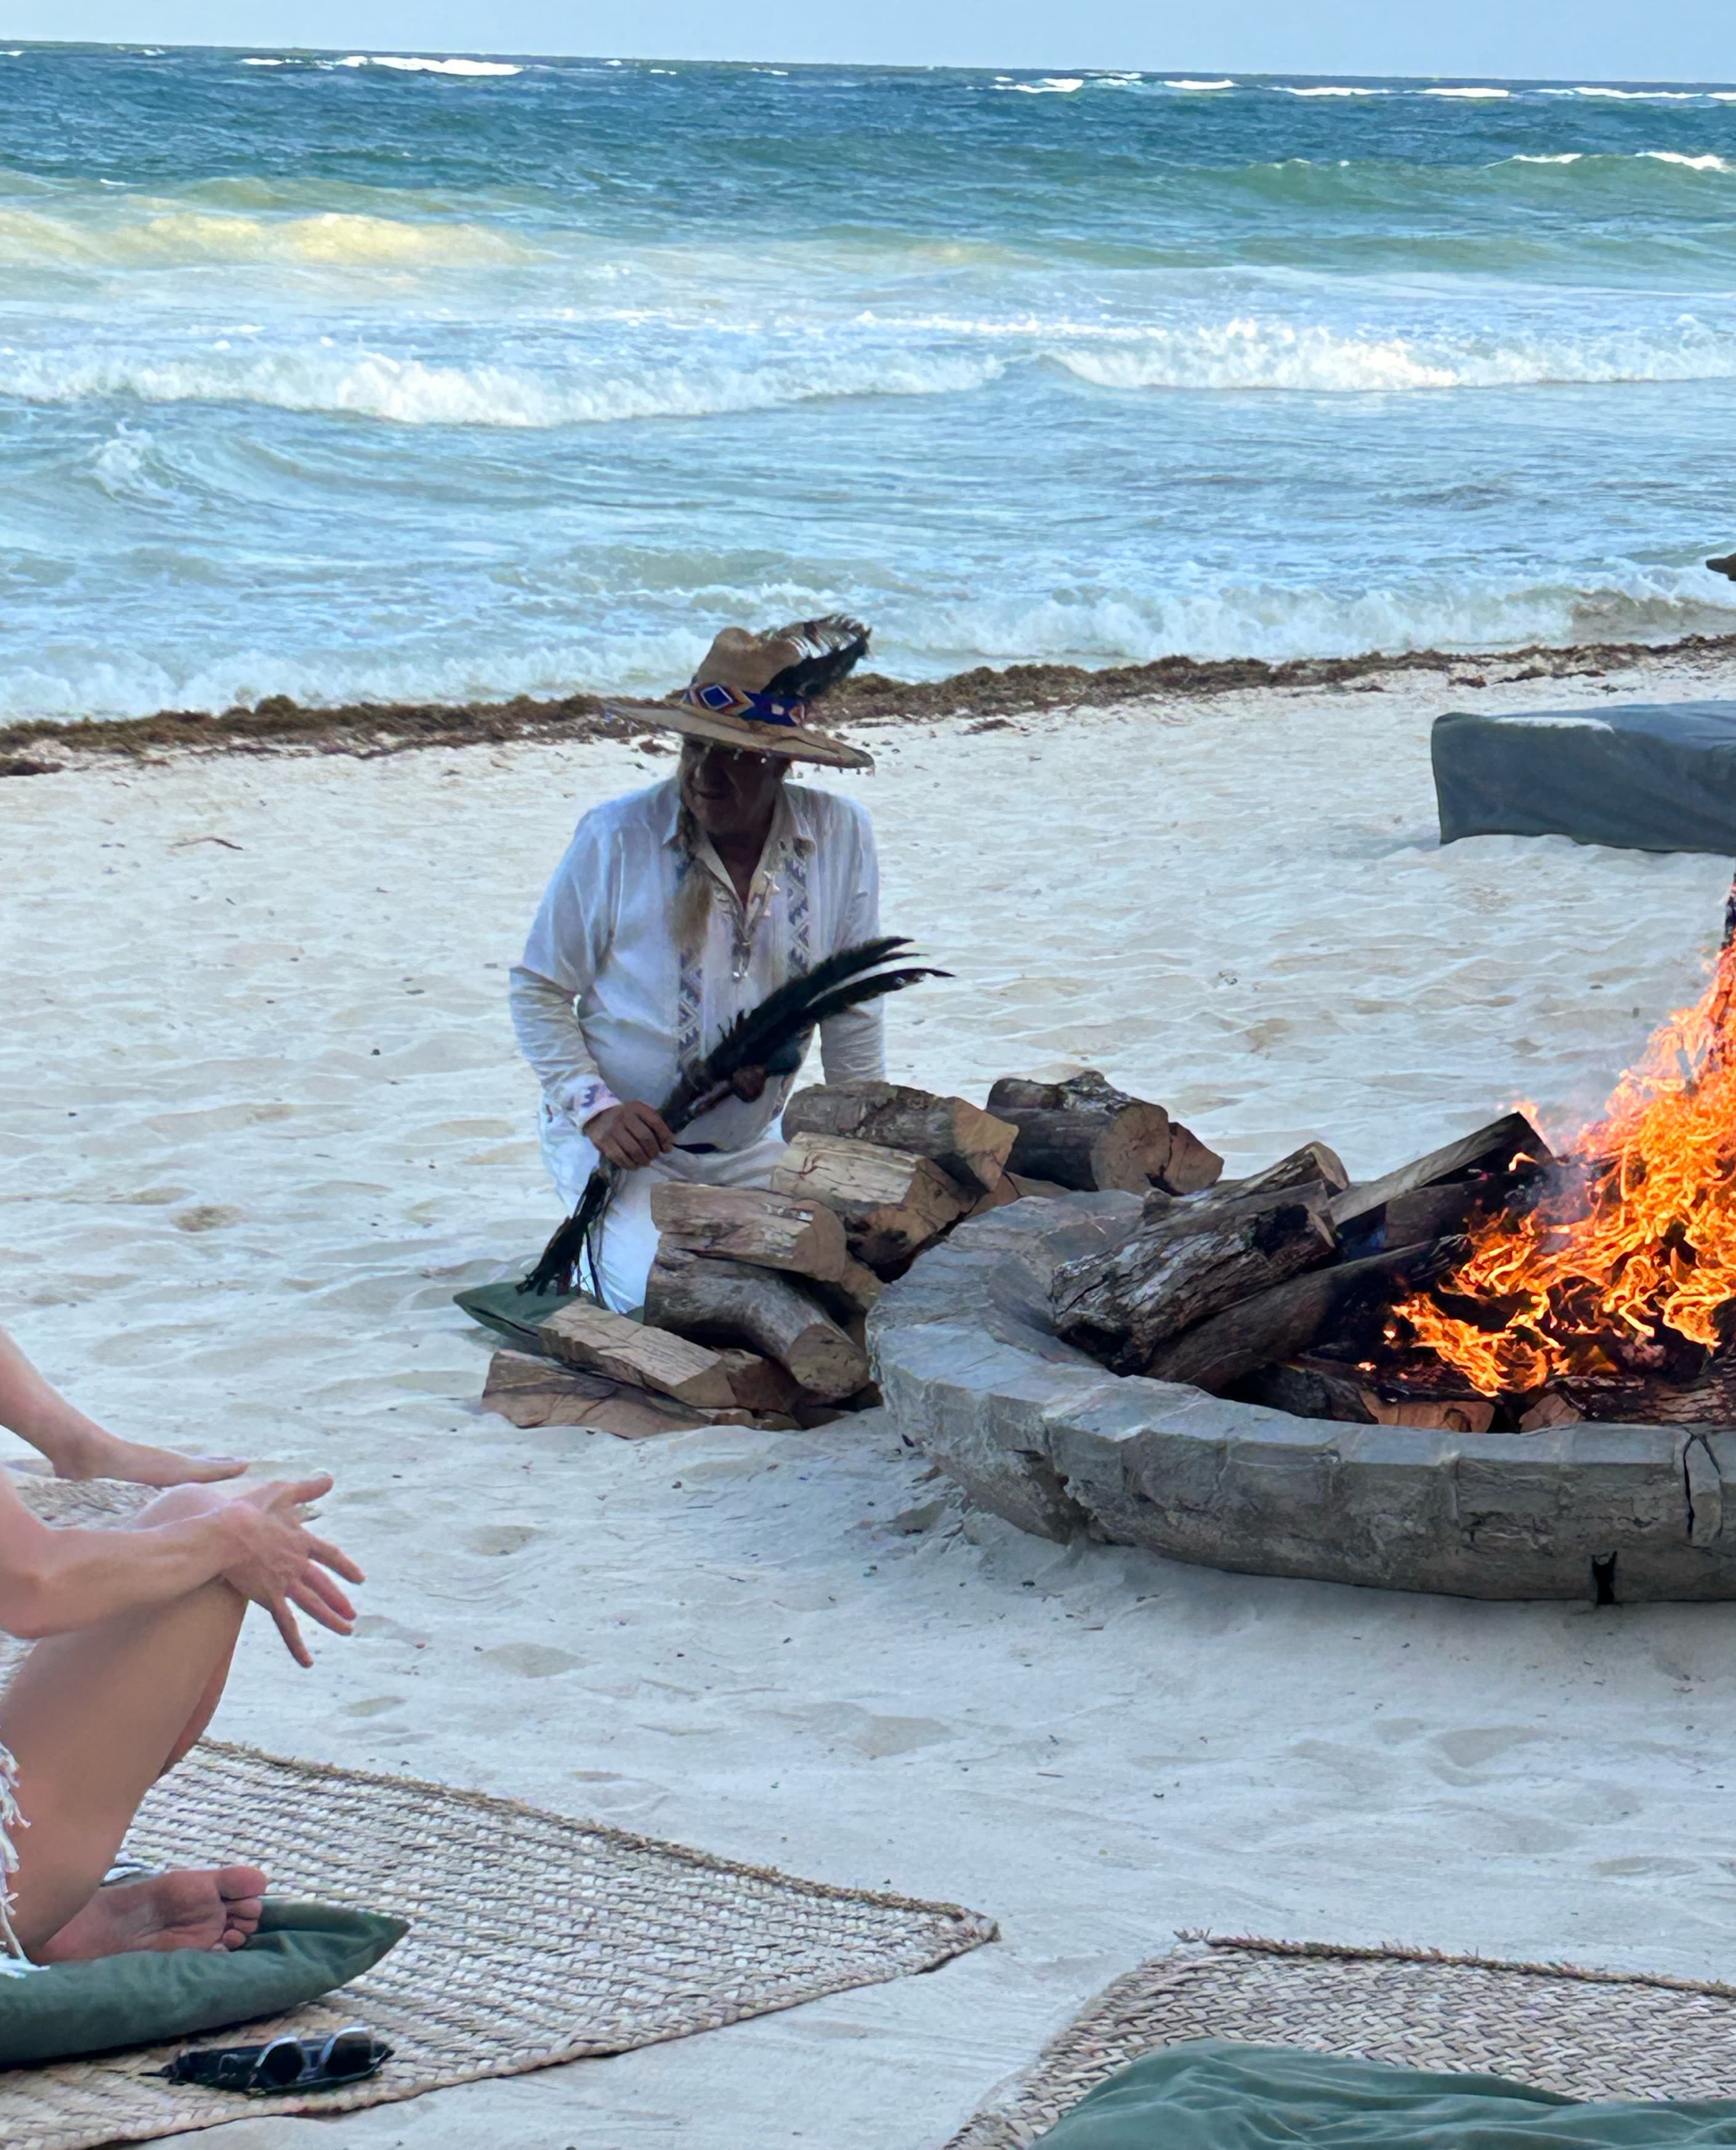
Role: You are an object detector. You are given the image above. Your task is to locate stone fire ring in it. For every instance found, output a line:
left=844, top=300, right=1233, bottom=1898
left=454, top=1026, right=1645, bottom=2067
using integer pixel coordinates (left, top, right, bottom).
left=867, top=1194, right=1736, bottom=1602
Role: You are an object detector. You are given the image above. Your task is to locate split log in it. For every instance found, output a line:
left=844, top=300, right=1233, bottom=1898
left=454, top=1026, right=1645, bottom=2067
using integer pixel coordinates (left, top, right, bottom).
left=804, top=1255, right=882, bottom=1325
left=769, top=1132, right=966, bottom=1269
left=537, top=1301, right=738, bottom=1410
left=782, top=1080, right=1016, bottom=1195
left=644, top=1248, right=870, bottom=1401
left=1052, top=1186, right=1338, bottom=1373
left=986, top=1070, right=1221, bottom=1195
left=714, top=1346, right=806, bottom=1417
left=1331, top=1113, right=1549, bottom=1241
left=1142, top=1241, right=1453, bottom=1394
left=1518, top=1389, right=1584, bottom=1432
left=649, top=1182, right=848, bottom=1282
left=1368, top=1395, right=1496, bottom=1434
left=1147, top=1141, right=1349, bottom=1223
left=481, top=1349, right=711, bottom=1438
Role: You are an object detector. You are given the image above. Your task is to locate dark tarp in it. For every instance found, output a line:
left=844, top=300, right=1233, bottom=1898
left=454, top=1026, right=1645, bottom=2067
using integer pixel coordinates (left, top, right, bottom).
left=1432, top=701, right=1736, bottom=856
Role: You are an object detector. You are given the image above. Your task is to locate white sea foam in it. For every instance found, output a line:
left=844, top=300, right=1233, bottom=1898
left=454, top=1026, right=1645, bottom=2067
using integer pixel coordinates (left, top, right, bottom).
left=242, top=57, right=286, bottom=66
left=1165, top=79, right=1235, bottom=91
left=1507, top=153, right=1584, bottom=164
left=334, top=54, right=522, bottom=76
left=1641, top=150, right=1734, bottom=172
left=1273, top=85, right=1387, bottom=97
left=998, top=78, right=1086, bottom=95
left=0, top=342, right=1004, bottom=427
left=1568, top=84, right=1705, bottom=100
left=1045, top=316, right=1736, bottom=395
left=1423, top=86, right=1510, bottom=99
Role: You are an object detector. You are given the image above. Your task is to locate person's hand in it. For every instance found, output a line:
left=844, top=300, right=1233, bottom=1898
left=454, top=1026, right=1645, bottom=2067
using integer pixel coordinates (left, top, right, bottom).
left=48, top=1423, right=246, bottom=1488
left=586, top=1100, right=674, bottom=1170
left=219, top=1474, right=365, bottom=1668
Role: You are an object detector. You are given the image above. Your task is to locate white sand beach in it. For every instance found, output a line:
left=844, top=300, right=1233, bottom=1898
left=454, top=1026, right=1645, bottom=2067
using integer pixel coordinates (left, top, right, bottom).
left=7, top=654, right=1736, bottom=2147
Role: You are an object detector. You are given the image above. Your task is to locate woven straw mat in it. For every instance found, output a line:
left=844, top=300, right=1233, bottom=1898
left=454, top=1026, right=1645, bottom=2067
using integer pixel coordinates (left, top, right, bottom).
left=950, top=1937, right=1736, bottom=2149
left=0, top=1476, right=996, bottom=2148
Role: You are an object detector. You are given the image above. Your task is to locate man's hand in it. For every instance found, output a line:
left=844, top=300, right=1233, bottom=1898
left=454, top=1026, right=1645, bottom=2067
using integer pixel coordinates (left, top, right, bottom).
left=219, top=1474, right=365, bottom=1668
left=586, top=1101, right=674, bottom=1170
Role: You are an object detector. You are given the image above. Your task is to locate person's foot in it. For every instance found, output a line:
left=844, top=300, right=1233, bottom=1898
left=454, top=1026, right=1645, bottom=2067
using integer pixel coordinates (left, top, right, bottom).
left=47, top=1425, right=246, bottom=1487
left=37, top=1865, right=268, bottom=1962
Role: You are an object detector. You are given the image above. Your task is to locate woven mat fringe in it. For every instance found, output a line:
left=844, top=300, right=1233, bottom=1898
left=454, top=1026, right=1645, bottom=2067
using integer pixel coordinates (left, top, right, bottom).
left=0, top=1471, right=995, bottom=2149
left=948, top=1936, right=1736, bottom=2150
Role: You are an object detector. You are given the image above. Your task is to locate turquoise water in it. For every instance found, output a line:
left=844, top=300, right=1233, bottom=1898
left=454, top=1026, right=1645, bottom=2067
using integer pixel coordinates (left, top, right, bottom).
left=3, top=46, right=1736, bottom=719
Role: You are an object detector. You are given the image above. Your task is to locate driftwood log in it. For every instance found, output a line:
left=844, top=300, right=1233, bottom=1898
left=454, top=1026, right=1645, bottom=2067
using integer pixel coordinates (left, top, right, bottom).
left=770, top=1131, right=967, bottom=1269
left=649, top=1182, right=849, bottom=1282
left=536, top=1302, right=738, bottom=1410
left=644, top=1247, right=870, bottom=1401
left=782, top=1080, right=1015, bottom=1195
left=1052, top=1181, right=1338, bottom=1373
left=987, top=1071, right=1222, bottom=1195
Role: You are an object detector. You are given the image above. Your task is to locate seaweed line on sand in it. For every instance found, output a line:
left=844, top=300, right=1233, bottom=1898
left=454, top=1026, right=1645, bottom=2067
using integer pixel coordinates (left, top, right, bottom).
left=4, top=632, right=1735, bottom=780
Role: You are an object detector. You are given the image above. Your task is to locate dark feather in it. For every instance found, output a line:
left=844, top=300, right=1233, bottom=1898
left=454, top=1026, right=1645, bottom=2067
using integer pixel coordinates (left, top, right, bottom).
left=761, top=613, right=871, bottom=701
left=520, top=934, right=943, bottom=1297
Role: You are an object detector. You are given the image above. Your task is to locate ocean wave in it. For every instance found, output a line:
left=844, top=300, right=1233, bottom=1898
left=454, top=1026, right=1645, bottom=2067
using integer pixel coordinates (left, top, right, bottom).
left=0, top=342, right=1004, bottom=426
left=1565, top=84, right=1708, bottom=100
left=995, top=77, right=1086, bottom=95
left=914, top=568, right=1736, bottom=672
left=1165, top=79, right=1235, bottom=91
left=1422, top=86, right=1511, bottom=99
left=15, top=567, right=1733, bottom=724
left=1641, top=150, right=1734, bottom=172
left=0, top=204, right=532, bottom=269
left=332, top=54, right=523, bottom=76
left=1046, top=316, right=1736, bottom=394
left=1272, top=85, right=1387, bottom=97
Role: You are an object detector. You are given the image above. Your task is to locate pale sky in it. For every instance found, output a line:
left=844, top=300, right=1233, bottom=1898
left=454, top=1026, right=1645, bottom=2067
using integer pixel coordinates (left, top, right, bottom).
left=3, top=1, right=1733, bottom=84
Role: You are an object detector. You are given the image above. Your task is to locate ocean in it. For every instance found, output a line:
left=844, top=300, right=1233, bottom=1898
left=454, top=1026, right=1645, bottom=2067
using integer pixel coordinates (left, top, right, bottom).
left=2, top=45, right=1736, bottom=722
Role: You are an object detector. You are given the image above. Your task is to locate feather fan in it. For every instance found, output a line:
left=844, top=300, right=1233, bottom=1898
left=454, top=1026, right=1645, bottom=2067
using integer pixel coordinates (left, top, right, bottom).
left=520, top=936, right=946, bottom=1297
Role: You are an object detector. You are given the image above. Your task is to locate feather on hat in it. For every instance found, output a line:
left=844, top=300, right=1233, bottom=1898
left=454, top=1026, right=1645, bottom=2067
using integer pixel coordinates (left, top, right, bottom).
left=607, top=615, right=874, bottom=770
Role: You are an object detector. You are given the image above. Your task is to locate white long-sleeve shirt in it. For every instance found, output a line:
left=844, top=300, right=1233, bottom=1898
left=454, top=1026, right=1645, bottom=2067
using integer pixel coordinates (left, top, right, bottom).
left=511, top=778, right=885, bottom=1175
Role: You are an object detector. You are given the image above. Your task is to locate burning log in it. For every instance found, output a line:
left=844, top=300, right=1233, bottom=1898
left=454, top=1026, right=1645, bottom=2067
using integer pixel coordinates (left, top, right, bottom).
left=1052, top=1180, right=1338, bottom=1374
left=769, top=1131, right=967, bottom=1269
left=782, top=1080, right=1017, bottom=1195
left=1331, top=1112, right=1549, bottom=1248
left=986, top=1073, right=1196, bottom=1195
left=644, top=1247, right=870, bottom=1402
left=649, top=1182, right=849, bottom=1282
left=1145, top=1242, right=1452, bottom=1394
left=536, top=1301, right=740, bottom=1410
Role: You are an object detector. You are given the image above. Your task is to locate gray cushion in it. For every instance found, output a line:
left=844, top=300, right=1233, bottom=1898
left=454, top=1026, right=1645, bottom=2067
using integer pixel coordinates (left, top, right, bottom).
left=1432, top=703, right=1736, bottom=856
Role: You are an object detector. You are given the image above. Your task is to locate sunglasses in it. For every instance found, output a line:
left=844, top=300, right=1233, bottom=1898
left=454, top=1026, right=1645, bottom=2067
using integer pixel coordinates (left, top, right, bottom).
left=155, top=2023, right=392, bottom=2094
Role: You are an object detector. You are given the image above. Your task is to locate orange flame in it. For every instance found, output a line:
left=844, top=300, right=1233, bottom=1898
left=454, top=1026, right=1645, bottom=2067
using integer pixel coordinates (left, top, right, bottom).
left=1392, top=942, right=1736, bottom=1397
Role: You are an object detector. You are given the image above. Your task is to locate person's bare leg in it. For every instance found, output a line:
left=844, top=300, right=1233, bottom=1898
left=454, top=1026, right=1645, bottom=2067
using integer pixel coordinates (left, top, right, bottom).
left=0, top=1486, right=266, bottom=1959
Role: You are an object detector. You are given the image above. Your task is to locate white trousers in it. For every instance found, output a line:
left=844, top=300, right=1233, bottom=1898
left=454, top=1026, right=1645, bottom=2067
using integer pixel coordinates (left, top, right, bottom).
left=538, top=1106, right=787, bottom=1314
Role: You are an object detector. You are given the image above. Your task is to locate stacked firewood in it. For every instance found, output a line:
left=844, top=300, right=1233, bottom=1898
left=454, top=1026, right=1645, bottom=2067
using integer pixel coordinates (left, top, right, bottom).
left=1051, top=1112, right=1554, bottom=1431
left=482, top=1071, right=1223, bottom=1438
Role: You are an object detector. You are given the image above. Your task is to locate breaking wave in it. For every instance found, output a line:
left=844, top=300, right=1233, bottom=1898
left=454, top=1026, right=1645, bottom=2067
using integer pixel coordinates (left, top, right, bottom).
left=0, top=203, right=531, bottom=268
left=0, top=342, right=1004, bottom=426
left=1045, top=317, right=1736, bottom=394
left=333, top=55, right=523, bottom=76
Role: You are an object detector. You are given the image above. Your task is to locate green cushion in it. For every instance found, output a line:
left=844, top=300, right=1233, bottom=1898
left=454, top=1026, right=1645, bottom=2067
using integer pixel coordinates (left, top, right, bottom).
left=0, top=1901, right=406, bottom=2068
left=454, top=1277, right=587, bottom=1349
left=1036, top=2042, right=1736, bottom=2148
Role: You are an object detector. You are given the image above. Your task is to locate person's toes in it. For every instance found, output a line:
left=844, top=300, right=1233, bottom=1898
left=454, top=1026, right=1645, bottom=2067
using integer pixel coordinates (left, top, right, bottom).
left=216, top=1864, right=269, bottom=1903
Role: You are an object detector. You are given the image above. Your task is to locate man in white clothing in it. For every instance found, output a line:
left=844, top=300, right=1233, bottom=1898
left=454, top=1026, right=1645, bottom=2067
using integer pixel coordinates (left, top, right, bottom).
left=511, top=617, right=882, bottom=1311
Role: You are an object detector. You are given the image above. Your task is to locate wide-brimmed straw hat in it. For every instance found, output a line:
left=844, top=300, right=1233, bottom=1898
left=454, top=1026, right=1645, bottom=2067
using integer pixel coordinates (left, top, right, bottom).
left=606, top=615, right=874, bottom=771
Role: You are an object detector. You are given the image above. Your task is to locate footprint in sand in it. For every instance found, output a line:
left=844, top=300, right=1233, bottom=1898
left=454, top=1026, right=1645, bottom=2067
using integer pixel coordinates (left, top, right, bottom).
left=479, top=1643, right=583, bottom=1678
left=466, top=1524, right=540, bottom=1556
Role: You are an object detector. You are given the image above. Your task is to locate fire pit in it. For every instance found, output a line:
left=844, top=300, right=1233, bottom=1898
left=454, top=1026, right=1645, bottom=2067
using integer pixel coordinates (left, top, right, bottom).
left=869, top=945, right=1736, bottom=1603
